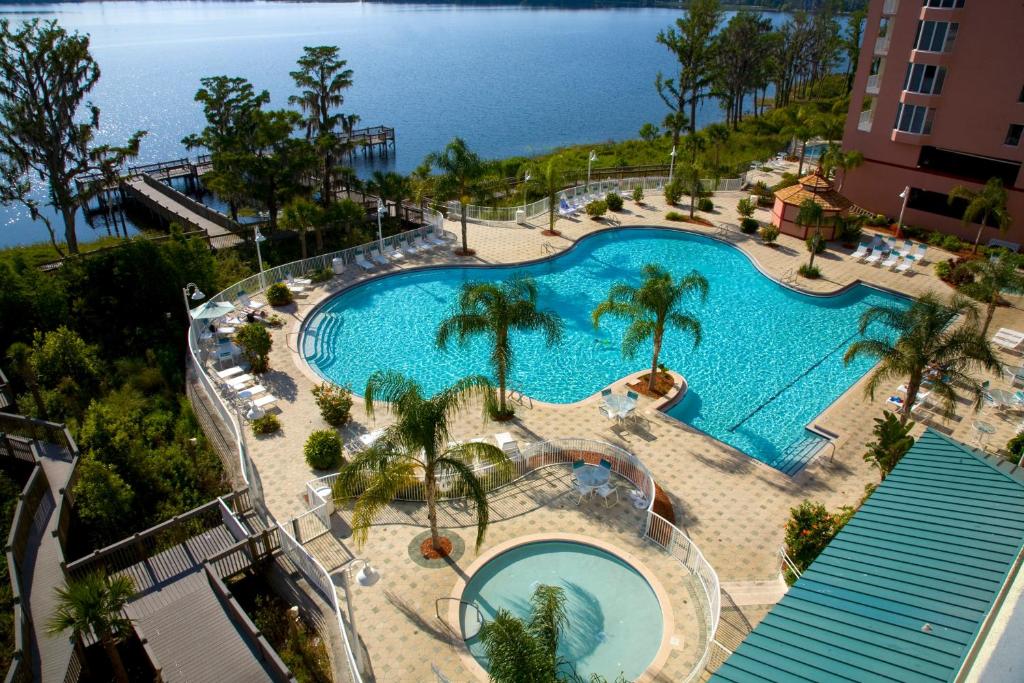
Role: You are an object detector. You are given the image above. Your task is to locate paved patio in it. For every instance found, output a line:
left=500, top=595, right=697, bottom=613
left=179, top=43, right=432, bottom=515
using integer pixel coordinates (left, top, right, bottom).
left=219, top=178, right=1024, bottom=681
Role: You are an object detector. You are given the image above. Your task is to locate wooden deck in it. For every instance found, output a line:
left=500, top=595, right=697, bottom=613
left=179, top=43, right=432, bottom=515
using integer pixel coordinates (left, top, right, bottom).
left=123, top=177, right=242, bottom=248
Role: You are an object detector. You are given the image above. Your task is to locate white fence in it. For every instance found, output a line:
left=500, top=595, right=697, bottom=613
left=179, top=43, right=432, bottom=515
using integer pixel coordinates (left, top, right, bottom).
left=446, top=174, right=747, bottom=226
left=307, top=437, right=721, bottom=682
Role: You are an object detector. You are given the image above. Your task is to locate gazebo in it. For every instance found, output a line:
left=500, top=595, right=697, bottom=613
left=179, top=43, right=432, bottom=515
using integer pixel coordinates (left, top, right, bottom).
left=770, top=172, right=851, bottom=240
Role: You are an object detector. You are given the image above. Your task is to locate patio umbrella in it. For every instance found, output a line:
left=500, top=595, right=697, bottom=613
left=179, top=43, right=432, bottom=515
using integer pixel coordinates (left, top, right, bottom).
left=189, top=301, right=235, bottom=321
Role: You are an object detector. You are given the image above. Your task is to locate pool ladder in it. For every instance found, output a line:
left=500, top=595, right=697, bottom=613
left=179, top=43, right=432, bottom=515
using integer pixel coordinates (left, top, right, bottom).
left=507, top=387, right=533, bottom=409
left=435, top=597, right=485, bottom=639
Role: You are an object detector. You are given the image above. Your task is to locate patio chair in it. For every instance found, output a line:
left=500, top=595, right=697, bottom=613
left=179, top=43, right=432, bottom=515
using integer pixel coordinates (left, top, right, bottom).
left=369, top=246, right=389, bottom=267
left=574, top=480, right=594, bottom=505
left=425, top=230, right=447, bottom=248
left=885, top=237, right=898, bottom=252
left=558, top=198, right=575, bottom=218
left=595, top=483, right=619, bottom=507
left=914, top=243, right=928, bottom=264
left=599, top=403, right=618, bottom=420
left=599, top=458, right=612, bottom=471
left=355, top=250, right=375, bottom=271
left=864, top=248, right=885, bottom=266
left=226, top=373, right=254, bottom=389
left=216, top=366, right=244, bottom=380
left=895, top=254, right=916, bottom=275
left=601, top=388, right=612, bottom=398
left=850, top=241, right=870, bottom=260
left=236, top=384, right=266, bottom=400
left=993, top=332, right=1024, bottom=352
left=881, top=251, right=901, bottom=269
left=626, top=390, right=639, bottom=401
left=287, top=273, right=313, bottom=286
left=1002, top=365, right=1024, bottom=387
left=387, top=241, right=405, bottom=261
left=238, top=293, right=264, bottom=312
left=251, top=393, right=278, bottom=410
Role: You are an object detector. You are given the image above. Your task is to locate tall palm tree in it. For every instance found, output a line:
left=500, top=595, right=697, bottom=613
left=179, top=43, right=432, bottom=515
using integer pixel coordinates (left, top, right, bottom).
left=479, top=584, right=568, bottom=683
left=843, top=292, right=1000, bottom=424
left=368, top=171, right=410, bottom=224
left=289, top=46, right=354, bottom=210
left=592, top=264, right=709, bottom=393
left=541, top=156, right=564, bottom=236
left=948, top=178, right=1013, bottom=253
left=780, top=106, right=821, bottom=176
left=48, top=573, right=135, bottom=683
left=279, top=196, right=322, bottom=260
left=957, top=254, right=1024, bottom=336
left=425, top=137, right=485, bottom=255
left=819, top=145, right=863, bottom=191
left=437, top=277, right=564, bottom=417
left=797, top=198, right=824, bottom=271
left=333, top=371, right=509, bottom=552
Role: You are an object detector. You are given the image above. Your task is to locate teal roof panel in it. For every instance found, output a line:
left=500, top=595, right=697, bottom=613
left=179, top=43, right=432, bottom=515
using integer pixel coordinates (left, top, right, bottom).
left=711, top=429, right=1024, bottom=683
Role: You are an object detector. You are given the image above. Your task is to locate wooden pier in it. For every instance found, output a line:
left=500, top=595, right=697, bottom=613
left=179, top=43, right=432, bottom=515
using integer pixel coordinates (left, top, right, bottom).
left=340, top=124, right=395, bottom=160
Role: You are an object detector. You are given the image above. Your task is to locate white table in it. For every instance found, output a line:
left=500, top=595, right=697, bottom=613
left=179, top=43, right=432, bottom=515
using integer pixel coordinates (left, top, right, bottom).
left=576, top=465, right=611, bottom=488
left=602, top=394, right=637, bottom=420
left=494, top=432, right=518, bottom=453
left=358, top=428, right=386, bottom=449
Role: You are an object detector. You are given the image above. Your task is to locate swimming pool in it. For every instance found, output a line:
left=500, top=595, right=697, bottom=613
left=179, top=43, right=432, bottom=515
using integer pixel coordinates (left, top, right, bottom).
left=302, top=228, right=906, bottom=471
left=458, top=540, right=665, bottom=680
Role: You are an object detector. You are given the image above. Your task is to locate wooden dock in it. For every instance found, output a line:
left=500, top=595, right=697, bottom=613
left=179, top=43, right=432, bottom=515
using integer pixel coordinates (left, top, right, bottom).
left=123, top=175, right=243, bottom=248
left=339, top=124, right=395, bottom=159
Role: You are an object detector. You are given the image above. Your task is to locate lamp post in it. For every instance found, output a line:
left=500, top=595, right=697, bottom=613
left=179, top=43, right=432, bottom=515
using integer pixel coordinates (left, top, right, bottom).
left=181, top=283, right=205, bottom=337
left=522, top=170, right=531, bottom=209
left=254, top=226, right=267, bottom=290
left=895, top=186, right=910, bottom=238
left=376, top=199, right=386, bottom=249
left=336, top=558, right=381, bottom=674
left=587, top=150, right=597, bottom=193
left=668, top=145, right=677, bottom=185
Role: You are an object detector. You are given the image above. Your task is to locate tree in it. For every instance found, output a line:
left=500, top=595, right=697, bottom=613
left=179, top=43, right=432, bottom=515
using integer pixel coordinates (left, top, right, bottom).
left=679, top=161, right=705, bottom=219
left=540, top=156, right=565, bottom=236
left=592, top=264, right=708, bottom=393
left=289, top=46, right=354, bottom=210
left=437, top=276, right=564, bottom=418
left=478, top=584, right=568, bottom=683
left=0, top=19, right=145, bottom=255
left=234, top=323, right=272, bottom=373
left=279, top=196, right=322, bottom=261
left=5, top=341, right=46, bottom=419
left=948, top=178, right=1013, bottom=254
left=841, top=9, right=866, bottom=93
left=333, top=371, right=509, bottom=552
left=48, top=572, right=136, bottom=683
left=819, top=145, right=863, bottom=191
left=957, top=253, right=1024, bottom=336
left=638, top=122, right=660, bottom=143
left=863, top=412, right=915, bottom=479
left=655, top=0, right=721, bottom=153
left=425, top=137, right=485, bottom=255
left=367, top=170, right=410, bottom=225
left=711, top=11, right=772, bottom=129
left=797, top=198, right=824, bottom=271
left=843, top=292, right=1000, bottom=425
left=72, top=456, right=135, bottom=539
left=779, top=106, right=822, bottom=176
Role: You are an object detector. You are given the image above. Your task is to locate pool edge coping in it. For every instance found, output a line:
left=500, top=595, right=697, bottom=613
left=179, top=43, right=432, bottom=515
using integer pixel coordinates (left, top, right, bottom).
left=445, top=532, right=678, bottom=683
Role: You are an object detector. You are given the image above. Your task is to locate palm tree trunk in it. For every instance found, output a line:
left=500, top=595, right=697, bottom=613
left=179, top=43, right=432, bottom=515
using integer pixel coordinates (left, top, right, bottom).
left=901, top=374, right=922, bottom=426
left=101, top=634, right=130, bottom=683
left=972, top=210, right=988, bottom=254
left=30, top=383, right=47, bottom=420
left=982, top=300, right=997, bottom=337
left=425, top=476, right=443, bottom=551
left=460, top=204, right=469, bottom=254
left=798, top=144, right=807, bottom=177
left=648, top=332, right=663, bottom=393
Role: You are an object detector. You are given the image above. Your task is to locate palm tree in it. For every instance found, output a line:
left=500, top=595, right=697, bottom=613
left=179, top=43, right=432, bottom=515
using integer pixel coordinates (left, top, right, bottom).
left=843, top=292, right=1000, bottom=425
left=289, top=46, right=354, bottom=211
left=780, top=106, right=821, bottom=176
left=479, top=584, right=568, bottom=683
left=819, top=145, right=863, bottom=191
left=48, top=573, right=135, bottom=683
left=279, top=196, right=322, bottom=260
left=541, top=156, right=564, bottom=236
left=592, top=264, right=709, bottom=393
left=368, top=171, right=410, bottom=224
left=957, top=254, right=1024, bottom=336
left=333, top=371, right=509, bottom=553
left=437, top=277, right=564, bottom=418
left=425, top=137, right=485, bottom=255
left=797, top=198, right=825, bottom=271
left=948, top=178, right=1013, bottom=253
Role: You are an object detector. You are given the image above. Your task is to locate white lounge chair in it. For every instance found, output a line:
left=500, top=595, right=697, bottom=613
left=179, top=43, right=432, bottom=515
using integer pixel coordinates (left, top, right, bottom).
left=558, top=198, right=575, bottom=218
left=226, top=373, right=254, bottom=389
left=237, top=384, right=266, bottom=400
left=286, top=282, right=306, bottom=294
left=415, top=233, right=437, bottom=251
left=425, top=230, right=446, bottom=248
left=355, top=251, right=374, bottom=271
left=864, top=249, right=884, bottom=265
left=895, top=255, right=916, bottom=274
left=287, top=273, right=312, bottom=286
left=216, top=366, right=244, bottom=380
left=994, top=335, right=1024, bottom=352
left=387, top=242, right=405, bottom=261
left=850, top=241, right=870, bottom=260
left=251, top=393, right=278, bottom=410
left=369, top=246, right=389, bottom=266
left=995, top=328, right=1024, bottom=342
left=913, top=243, right=928, bottom=264
left=881, top=251, right=901, bottom=269
left=1002, top=365, right=1024, bottom=387
left=238, top=293, right=264, bottom=312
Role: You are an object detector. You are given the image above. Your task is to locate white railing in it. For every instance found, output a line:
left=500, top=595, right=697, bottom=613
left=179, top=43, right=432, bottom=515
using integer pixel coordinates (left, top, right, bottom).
left=874, top=35, right=890, bottom=55
left=447, top=174, right=747, bottom=227
left=882, top=0, right=899, bottom=14
left=310, top=438, right=720, bottom=682
left=858, top=109, right=874, bottom=132
left=866, top=74, right=880, bottom=94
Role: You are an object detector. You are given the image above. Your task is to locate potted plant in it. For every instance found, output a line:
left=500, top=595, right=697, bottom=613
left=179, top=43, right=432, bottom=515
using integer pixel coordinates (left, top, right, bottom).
left=632, top=186, right=644, bottom=205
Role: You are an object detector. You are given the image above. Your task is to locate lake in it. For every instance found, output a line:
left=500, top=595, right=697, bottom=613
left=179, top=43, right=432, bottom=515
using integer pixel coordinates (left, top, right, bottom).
left=0, top=1, right=802, bottom=248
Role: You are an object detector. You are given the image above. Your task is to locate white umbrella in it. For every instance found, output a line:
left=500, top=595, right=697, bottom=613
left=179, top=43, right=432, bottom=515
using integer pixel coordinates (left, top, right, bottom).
left=189, top=300, right=235, bottom=321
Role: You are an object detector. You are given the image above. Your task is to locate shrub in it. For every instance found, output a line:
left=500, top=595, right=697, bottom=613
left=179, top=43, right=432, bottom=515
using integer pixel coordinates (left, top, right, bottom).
left=936, top=258, right=975, bottom=286
left=698, top=197, right=714, bottom=212
left=805, top=232, right=826, bottom=255
left=736, top=198, right=755, bottom=219
left=934, top=259, right=952, bottom=281
left=866, top=213, right=889, bottom=227
left=927, top=230, right=945, bottom=246
left=309, top=267, right=333, bottom=283
left=312, top=383, right=353, bottom=427
left=252, top=414, right=280, bottom=435
left=756, top=194, right=774, bottom=208
left=304, top=430, right=343, bottom=470
left=664, top=180, right=683, bottom=205
left=632, top=186, right=644, bottom=203
left=585, top=199, right=608, bottom=219
left=759, top=225, right=780, bottom=245
left=740, top=217, right=760, bottom=234
left=863, top=412, right=915, bottom=479
left=266, top=282, right=293, bottom=307
left=900, top=224, right=925, bottom=239
left=1006, top=432, right=1024, bottom=465
left=798, top=263, right=821, bottom=279
left=941, top=234, right=965, bottom=253
left=234, top=323, right=272, bottom=373
left=838, top=220, right=863, bottom=244
left=665, top=211, right=686, bottom=222
left=770, top=173, right=798, bottom=193
left=752, top=180, right=771, bottom=197
left=605, top=192, right=624, bottom=211
left=783, top=501, right=854, bottom=583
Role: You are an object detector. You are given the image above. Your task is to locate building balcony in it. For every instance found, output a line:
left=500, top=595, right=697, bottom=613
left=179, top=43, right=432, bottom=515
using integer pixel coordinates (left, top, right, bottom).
left=866, top=74, right=881, bottom=95
left=874, top=36, right=890, bottom=56
left=858, top=109, right=873, bottom=132
left=891, top=129, right=930, bottom=145
left=882, top=0, right=899, bottom=15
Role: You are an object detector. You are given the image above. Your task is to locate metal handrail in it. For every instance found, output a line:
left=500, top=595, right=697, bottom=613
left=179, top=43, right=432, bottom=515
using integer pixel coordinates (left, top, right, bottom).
left=779, top=545, right=803, bottom=580
left=434, top=597, right=484, bottom=636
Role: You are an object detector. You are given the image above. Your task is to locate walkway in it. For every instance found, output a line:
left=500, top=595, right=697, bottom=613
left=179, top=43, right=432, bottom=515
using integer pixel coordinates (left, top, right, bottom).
left=23, top=444, right=75, bottom=683
left=124, top=176, right=242, bottom=248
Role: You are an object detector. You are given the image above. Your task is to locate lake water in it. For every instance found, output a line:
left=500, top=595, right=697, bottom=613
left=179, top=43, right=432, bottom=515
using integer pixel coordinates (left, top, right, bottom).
left=0, top=2, right=802, bottom=247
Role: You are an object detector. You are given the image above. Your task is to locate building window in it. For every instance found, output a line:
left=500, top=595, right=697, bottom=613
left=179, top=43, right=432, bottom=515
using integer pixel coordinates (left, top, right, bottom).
left=1006, top=124, right=1023, bottom=147
left=903, top=63, right=946, bottom=94
left=894, top=103, right=936, bottom=134
left=914, top=21, right=959, bottom=52
left=917, top=146, right=1022, bottom=184
left=923, top=0, right=965, bottom=7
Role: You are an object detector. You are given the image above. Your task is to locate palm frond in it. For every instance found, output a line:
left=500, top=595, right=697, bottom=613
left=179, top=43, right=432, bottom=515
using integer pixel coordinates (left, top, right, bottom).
left=666, top=312, right=702, bottom=348
left=434, top=456, right=492, bottom=549
left=363, top=370, right=421, bottom=419
left=621, top=319, right=656, bottom=359
left=346, top=458, right=418, bottom=548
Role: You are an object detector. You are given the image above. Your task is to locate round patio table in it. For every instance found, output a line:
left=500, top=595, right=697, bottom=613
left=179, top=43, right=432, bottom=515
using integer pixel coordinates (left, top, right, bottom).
left=603, top=394, right=637, bottom=418
left=972, top=420, right=995, bottom=446
left=576, top=465, right=611, bottom=488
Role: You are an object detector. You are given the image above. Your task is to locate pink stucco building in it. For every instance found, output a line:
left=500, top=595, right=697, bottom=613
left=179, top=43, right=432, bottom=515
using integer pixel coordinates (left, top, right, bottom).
left=840, top=0, right=1024, bottom=248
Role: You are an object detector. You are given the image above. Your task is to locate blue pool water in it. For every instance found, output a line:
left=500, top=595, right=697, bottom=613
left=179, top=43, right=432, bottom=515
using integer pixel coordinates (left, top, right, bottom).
left=459, top=541, right=664, bottom=680
left=302, top=228, right=906, bottom=471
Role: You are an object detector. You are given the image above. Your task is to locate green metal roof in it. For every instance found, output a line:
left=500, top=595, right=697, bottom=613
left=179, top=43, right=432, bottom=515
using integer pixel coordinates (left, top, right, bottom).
left=712, top=428, right=1024, bottom=683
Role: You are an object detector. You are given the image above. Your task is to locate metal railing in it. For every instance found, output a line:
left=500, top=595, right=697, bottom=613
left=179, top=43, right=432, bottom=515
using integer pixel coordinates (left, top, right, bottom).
left=874, top=35, right=890, bottom=55
left=882, top=0, right=899, bottom=14
left=858, top=109, right=874, bottom=132
left=138, top=173, right=243, bottom=235
left=866, top=74, right=880, bottom=94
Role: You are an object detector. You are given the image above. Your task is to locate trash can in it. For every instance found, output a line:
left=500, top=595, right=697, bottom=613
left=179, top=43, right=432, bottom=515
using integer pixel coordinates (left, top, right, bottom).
left=515, top=209, right=526, bottom=225
left=332, top=257, right=344, bottom=275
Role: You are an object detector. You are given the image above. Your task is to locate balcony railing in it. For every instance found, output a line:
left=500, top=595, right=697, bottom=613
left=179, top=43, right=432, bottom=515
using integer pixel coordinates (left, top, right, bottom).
left=882, top=0, right=899, bottom=15
left=874, top=35, right=890, bottom=55
left=866, top=74, right=880, bottom=94
left=858, top=109, right=873, bottom=132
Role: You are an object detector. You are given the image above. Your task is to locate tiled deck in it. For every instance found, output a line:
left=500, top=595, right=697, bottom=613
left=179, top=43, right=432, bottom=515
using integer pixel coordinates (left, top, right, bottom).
left=221, top=178, right=1024, bottom=681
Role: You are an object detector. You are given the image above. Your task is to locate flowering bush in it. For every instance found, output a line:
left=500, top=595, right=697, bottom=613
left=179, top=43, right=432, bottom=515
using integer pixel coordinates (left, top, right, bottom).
left=783, top=500, right=853, bottom=584
left=312, top=383, right=353, bottom=427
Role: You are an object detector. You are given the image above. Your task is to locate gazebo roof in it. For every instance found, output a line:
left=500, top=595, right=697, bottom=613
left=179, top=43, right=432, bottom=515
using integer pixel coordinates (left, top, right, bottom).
left=774, top=173, right=852, bottom=212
